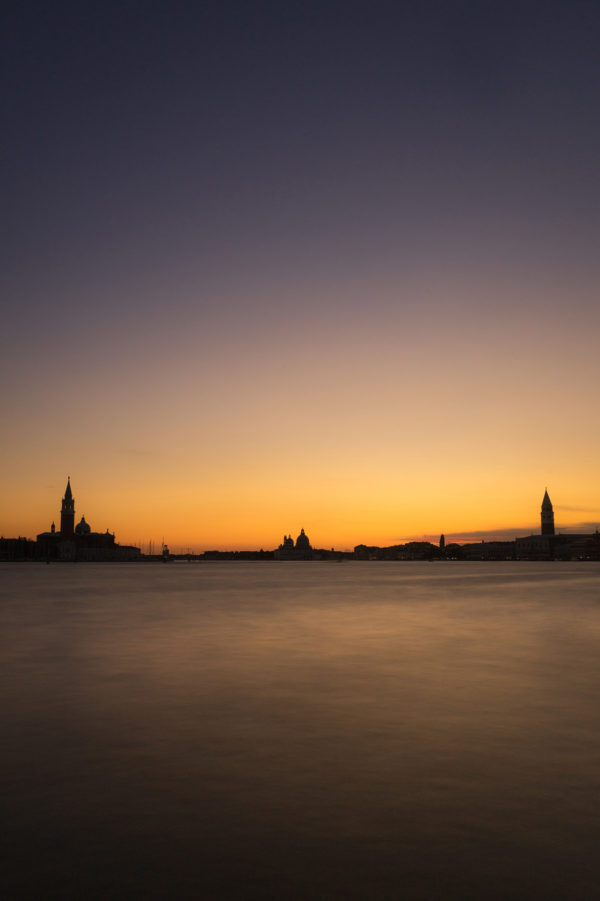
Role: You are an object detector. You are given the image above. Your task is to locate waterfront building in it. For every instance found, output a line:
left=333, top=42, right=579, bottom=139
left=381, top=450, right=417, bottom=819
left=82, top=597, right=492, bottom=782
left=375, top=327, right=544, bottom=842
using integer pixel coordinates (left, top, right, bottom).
left=36, top=478, right=141, bottom=561
left=274, top=529, right=313, bottom=560
left=461, top=541, right=516, bottom=561
left=515, top=490, right=599, bottom=560
left=354, top=541, right=440, bottom=560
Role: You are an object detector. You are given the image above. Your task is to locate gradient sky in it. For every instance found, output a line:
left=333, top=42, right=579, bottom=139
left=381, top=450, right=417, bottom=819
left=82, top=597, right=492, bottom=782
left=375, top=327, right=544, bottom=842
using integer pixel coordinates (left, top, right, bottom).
left=3, top=0, right=600, bottom=550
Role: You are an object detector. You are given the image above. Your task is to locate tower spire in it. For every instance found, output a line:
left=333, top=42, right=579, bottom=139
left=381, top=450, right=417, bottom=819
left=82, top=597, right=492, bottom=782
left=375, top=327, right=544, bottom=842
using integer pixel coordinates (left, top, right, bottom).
left=60, top=477, right=75, bottom=537
left=541, top=489, right=555, bottom=536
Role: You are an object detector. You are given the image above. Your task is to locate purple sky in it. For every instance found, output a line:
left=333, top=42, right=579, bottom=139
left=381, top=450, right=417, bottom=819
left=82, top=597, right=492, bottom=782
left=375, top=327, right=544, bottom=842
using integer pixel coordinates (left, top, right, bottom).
left=3, top=1, right=600, bottom=547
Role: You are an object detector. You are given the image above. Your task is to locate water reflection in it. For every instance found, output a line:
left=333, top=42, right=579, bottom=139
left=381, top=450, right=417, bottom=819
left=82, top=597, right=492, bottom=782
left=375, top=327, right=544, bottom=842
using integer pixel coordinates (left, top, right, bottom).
left=2, top=562, right=600, bottom=898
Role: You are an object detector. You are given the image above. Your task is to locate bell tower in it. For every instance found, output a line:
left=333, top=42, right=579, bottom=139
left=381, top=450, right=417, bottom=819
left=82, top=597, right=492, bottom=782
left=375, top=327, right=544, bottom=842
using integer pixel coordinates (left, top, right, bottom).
left=541, top=489, right=555, bottom=536
left=60, top=477, right=75, bottom=537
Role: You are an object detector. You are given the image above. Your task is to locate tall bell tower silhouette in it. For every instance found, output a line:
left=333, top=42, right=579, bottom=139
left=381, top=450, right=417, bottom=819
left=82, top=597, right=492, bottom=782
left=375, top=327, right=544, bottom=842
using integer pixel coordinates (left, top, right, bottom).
left=60, top=477, right=75, bottom=537
left=541, top=489, right=555, bottom=536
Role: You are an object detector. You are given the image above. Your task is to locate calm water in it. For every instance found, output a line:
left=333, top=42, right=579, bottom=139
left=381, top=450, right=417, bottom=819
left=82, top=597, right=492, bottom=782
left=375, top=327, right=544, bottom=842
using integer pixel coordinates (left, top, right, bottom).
left=2, top=562, right=600, bottom=899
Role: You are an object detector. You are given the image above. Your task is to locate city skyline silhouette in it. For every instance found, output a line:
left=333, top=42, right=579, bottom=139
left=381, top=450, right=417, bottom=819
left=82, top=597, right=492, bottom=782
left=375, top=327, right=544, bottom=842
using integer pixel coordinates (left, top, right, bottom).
left=2, top=478, right=599, bottom=560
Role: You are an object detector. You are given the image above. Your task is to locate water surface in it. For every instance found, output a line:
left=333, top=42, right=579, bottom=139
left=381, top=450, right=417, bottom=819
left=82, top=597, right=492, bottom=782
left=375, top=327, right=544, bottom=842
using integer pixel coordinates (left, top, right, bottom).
left=2, top=562, right=599, bottom=899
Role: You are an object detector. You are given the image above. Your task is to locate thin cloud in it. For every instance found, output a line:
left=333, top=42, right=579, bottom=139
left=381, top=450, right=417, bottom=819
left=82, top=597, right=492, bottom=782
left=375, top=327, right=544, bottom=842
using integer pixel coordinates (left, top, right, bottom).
left=560, top=521, right=600, bottom=532
left=367, top=519, right=600, bottom=547
left=438, top=527, right=533, bottom=542
left=437, top=523, right=600, bottom=543
left=393, top=528, right=532, bottom=544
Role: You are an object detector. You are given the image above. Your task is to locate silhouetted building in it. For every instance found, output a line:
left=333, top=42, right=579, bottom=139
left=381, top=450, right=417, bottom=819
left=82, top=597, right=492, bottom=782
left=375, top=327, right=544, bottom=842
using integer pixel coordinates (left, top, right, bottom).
left=0, top=537, right=37, bottom=561
left=274, top=529, right=313, bottom=560
left=514, top=533, right=554, bottom=560
left=75, top=516, right=91, bottom=536
left=36, top=478, right=140, bottom=561
left=354, top=541, right=440, bottom=560
left=515, top=490, right=599, bottom=560
left=60, top=478, right=75, bottom=537
left=541, top=489, right=555, bottom=535
left=461, top=540, right=516, bottom=561
left=439, top=534, right=445, bottom=550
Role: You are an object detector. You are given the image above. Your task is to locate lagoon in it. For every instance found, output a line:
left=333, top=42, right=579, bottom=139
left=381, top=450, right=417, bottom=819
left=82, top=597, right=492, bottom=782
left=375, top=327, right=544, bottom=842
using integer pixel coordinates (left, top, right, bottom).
left=2, top=562, right=599, bottom=899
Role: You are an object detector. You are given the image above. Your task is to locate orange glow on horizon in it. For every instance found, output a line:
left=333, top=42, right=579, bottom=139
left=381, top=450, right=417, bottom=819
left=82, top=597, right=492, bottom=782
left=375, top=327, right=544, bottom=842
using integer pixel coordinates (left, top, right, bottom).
left=3, top=467, right=599, bottom=553
left=3, top=269, right=599, bottom=551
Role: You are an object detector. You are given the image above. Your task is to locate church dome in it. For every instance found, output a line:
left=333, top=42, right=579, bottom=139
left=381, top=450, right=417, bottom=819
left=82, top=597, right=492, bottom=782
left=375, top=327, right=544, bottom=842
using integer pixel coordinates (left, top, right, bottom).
left=295, top=528, right=311, bottom=549
left=75, top=516, right=91, bottom=535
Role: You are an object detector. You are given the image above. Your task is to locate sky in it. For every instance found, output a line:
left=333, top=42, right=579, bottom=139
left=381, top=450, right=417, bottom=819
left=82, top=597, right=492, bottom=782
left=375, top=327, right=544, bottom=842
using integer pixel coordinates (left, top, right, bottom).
left=2, top=0, right=600, bottom=550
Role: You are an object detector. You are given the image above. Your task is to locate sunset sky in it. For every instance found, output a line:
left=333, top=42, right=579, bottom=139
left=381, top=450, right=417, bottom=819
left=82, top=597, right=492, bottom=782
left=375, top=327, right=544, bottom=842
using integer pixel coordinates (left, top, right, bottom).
left=3, top=1, right=600, bottom=550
